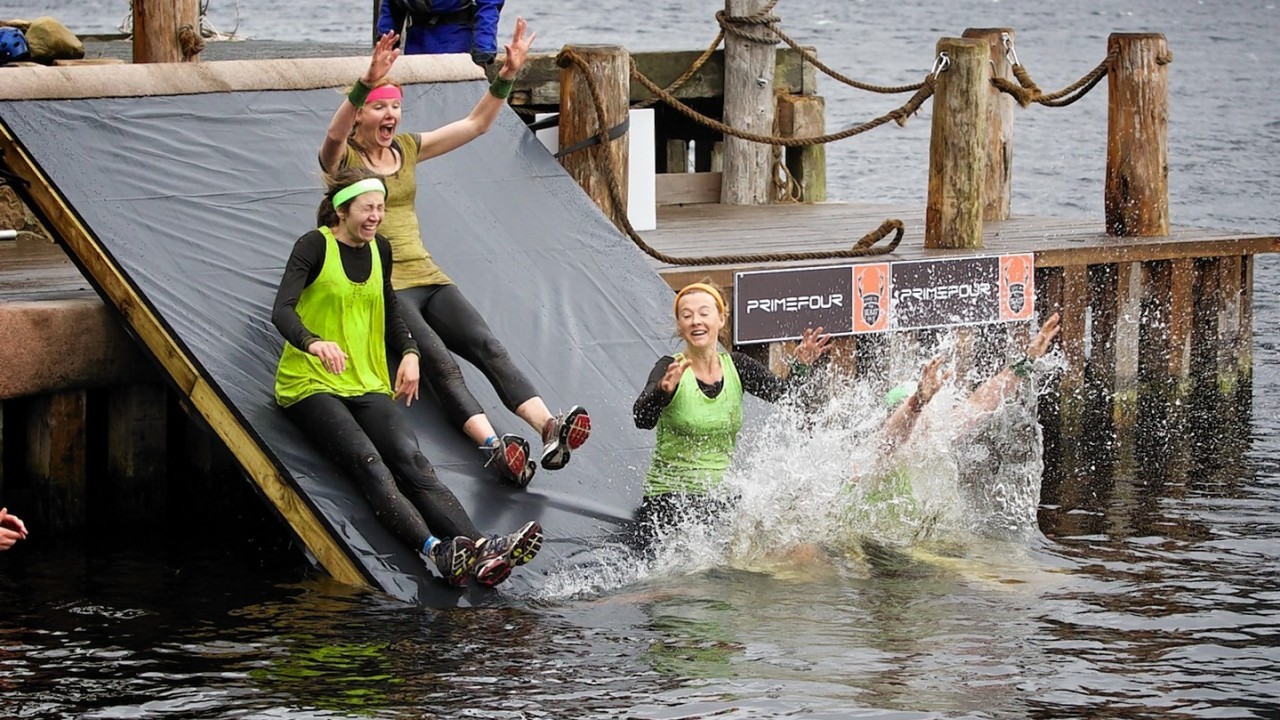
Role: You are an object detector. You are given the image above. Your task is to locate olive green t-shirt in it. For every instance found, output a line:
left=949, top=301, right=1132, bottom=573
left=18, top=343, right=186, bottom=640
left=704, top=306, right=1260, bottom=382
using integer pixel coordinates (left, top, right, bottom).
left=340, top=133, right=452, bottom=290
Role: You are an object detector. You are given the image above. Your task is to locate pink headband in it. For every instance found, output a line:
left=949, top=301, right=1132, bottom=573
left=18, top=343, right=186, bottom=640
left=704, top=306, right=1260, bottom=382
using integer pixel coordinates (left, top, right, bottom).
left=365, top=84, right=403, bottom=104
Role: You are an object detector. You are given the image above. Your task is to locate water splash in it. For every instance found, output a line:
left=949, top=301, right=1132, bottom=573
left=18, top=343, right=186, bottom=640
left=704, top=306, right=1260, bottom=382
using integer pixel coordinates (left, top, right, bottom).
left=540, top=324, right=1067, bottom=601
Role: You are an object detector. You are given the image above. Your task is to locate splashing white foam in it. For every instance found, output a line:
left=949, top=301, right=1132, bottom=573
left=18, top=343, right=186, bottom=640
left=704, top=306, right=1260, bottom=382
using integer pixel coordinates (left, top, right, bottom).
left=538, top=324, right=1066, bottom=601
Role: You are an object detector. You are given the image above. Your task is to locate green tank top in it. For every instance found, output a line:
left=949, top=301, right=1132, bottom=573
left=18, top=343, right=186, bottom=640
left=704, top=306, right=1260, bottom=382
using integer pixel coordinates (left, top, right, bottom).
left=274, top=227, right=393, bottom=407
left=341, top=133, right=452, bottom=290
left=644, top=351, right=744, bottom=497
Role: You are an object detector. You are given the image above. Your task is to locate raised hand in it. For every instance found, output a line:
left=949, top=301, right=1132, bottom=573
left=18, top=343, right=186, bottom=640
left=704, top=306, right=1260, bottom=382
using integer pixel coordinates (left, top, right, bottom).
left=916, top=354, right=951, bottom=405
left=498, top=17, right=536, bottom=78
left=659, top=356, right=693, bottom=394
left=1027, top=312, right=1061, bottom=360
left=795, top=326, right=832, bottom=365
left=363, top=31, right=401, bottom=86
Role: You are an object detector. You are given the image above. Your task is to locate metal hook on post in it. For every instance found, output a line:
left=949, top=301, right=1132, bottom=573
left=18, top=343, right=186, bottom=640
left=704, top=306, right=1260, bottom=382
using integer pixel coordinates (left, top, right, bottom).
left=1001, top=32, right=1019, bottom=66
left=932, top=51, right=951, bottom=78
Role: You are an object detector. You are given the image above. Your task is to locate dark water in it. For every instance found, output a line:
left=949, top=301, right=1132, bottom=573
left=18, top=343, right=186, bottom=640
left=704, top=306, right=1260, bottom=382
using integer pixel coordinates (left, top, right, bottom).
left=3, top=1, right=1280, bottom=718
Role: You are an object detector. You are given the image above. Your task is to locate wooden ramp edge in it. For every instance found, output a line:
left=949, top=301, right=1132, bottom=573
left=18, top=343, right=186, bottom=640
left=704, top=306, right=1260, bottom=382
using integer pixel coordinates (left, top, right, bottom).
left=0, top=119, right=372, bottom=590
left=0, top=53, right=484, bottom=100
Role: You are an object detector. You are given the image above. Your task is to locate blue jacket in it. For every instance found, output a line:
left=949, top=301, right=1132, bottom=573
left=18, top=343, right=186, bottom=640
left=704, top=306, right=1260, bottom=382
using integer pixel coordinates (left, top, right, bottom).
left=378, top=0, right=504, bottom=65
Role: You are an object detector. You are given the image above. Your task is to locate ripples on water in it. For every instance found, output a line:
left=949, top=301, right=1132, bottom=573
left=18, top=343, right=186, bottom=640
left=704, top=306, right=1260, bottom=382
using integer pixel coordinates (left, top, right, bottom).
left=1, top=0, right=1279, bottom=717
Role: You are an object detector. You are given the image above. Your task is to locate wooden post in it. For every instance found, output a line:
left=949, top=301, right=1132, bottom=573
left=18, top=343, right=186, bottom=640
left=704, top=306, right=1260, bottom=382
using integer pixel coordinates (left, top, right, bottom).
left=1137, top=258, right=1195, bottom=443
left=132, top=0, right=200, bottom=63
left=777, top=94, right=827, bottom=203
left=1088, top=262, right=1142, bottom=448
left=107, top=384, right=168, bottom=524
left=25, top=391, right=87, bottom=534
left=711, top=141, right=725, bottom=173
left=925, top=38, right=989, bottom=249
left=721, top=0, right=776, bottom=205
left=1189, top=256, right=1245, bottom=404
left=1035, top=266, right=1065, bottom=459
left=558, top=45, right=630, bottom=231
left=1216, top=255, right=1245, bottom=400
left=961, top=28, right=1015, bottom=220
left=1105, top=33, right=1169, bottom=236
left=1035, top=263, right=1100, bottom=470
left=665, top=139, right=690, bottom=174
left=1238, top=255, right=1254, bottom=404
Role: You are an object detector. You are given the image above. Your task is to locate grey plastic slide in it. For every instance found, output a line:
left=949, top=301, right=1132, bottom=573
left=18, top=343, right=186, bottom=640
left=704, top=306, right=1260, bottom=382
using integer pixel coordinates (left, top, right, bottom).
left=0, top=81, right=676, bottom=604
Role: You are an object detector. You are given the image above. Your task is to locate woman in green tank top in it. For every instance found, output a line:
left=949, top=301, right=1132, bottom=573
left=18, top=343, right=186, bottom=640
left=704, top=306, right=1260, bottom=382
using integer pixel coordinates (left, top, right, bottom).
left=271, top=168, right=543, bottom=589
left=632, top=282, right=832, bottom=545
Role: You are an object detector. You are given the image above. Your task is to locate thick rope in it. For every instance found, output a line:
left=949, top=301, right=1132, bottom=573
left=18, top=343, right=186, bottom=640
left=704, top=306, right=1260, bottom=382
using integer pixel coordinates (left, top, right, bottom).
left=716, top=0, right=783, bottom=45
left=555, top=46, right=905, bottom=267
left=631, top=59, right=936, bottom=147
left=991, top=45, right=1139, bottom=108
left=632, top=30, right=725, bottom=110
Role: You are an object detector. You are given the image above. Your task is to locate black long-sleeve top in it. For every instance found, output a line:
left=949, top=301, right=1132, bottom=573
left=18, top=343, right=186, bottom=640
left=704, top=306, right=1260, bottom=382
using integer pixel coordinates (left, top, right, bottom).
left=271, top=229, right=418, bottom=359
left=632, top=351, right=809, bottom=429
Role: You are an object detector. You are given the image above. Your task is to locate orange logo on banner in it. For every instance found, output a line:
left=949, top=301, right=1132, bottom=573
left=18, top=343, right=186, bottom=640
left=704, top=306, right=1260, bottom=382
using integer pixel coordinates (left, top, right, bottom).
left=853, top=263, right=890, bottom=333
left=999, top=254, right=1034, bottom=321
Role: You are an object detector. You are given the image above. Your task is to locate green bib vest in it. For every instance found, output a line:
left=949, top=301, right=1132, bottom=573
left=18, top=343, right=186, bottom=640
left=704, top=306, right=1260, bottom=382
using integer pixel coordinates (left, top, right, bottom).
left=274, top=227, right=393, bottom=407
left=644, top=351, right=744, bottom=497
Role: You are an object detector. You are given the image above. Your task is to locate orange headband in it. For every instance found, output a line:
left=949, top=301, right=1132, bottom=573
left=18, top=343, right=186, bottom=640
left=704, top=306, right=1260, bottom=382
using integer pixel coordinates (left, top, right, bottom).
left=674, top=283, right=726, bottom=317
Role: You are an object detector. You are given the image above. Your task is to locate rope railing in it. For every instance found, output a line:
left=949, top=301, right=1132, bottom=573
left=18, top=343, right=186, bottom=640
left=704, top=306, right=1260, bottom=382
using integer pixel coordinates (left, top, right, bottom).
left=993, top=44, right=1119, bottom=108
left=555, top=46, right=904, bottom=267
left=630, top=59, right=936, bottom=147
left=543, top=8, right=1156, bottom=267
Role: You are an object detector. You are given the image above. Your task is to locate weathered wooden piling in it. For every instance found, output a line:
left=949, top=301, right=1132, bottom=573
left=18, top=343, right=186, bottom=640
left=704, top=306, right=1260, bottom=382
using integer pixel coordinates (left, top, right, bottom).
left=777, top=93, right=826, bottom=202
left=557, top=44, right=630, bottom=231
left=925, top=37, right=989, bottom=249
left=1106, top=32, right=1169, bottom=237
left=106, top=384, right=168, bottom=523
left=1087, top=261, right=1144, bottom=455
left=24, top=391, right=86, bottom=534
left=961, top=28, right=1015, bottom=221
left=132, top=0, right=200, bottom=64
left=721, top=0, right=776, bottom=205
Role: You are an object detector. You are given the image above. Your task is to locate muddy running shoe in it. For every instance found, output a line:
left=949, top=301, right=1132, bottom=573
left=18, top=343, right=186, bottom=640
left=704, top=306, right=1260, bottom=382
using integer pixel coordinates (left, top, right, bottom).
left=539, top=406, right=591, bottom=471
left=483, top=434, right=534, bottom=487
left=472, top=521, right=543, bottom=587
left=429, top=536, right=477, bottom=587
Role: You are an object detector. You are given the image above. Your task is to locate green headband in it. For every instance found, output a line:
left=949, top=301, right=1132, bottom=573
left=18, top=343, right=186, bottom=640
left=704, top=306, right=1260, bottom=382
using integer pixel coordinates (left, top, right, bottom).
left=332, top=178, right=386, bottom=210
left=883, top=381, right=919, bottom=408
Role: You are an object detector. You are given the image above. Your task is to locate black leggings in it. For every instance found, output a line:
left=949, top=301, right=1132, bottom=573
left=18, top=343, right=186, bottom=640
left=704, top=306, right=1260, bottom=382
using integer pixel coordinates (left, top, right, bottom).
left=632, top=492, right=735, bottom=551
left=397, top=284, right=539, bottom=430
left=284, top=392, right=480, bottom=549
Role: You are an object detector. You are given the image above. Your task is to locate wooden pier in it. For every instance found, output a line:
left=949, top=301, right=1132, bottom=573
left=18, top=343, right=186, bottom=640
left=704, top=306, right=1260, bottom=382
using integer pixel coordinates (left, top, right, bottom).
left=1, top=9, right=1276, bottom=537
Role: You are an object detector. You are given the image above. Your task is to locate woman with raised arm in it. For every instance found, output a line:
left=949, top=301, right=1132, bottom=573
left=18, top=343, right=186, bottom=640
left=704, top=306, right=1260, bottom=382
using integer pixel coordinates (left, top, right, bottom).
left=633, top=281, right=832, bottom=540
left=319, top=19, right=590, bottom=490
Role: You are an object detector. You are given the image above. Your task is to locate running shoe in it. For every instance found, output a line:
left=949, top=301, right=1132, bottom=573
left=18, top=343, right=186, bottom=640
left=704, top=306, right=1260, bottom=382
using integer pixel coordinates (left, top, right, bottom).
left=472, top=520, right=543, bottom=587
left=539, top=406, right=591, bottom=471
left=429, top=536, right=477, bottom=587
left=483, top=434, right=533, bottom=487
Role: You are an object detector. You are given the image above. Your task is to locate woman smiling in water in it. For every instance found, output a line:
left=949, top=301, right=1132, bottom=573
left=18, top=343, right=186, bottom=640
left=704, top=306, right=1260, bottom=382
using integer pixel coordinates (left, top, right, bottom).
left=633, top=281, right=831, bottom=540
